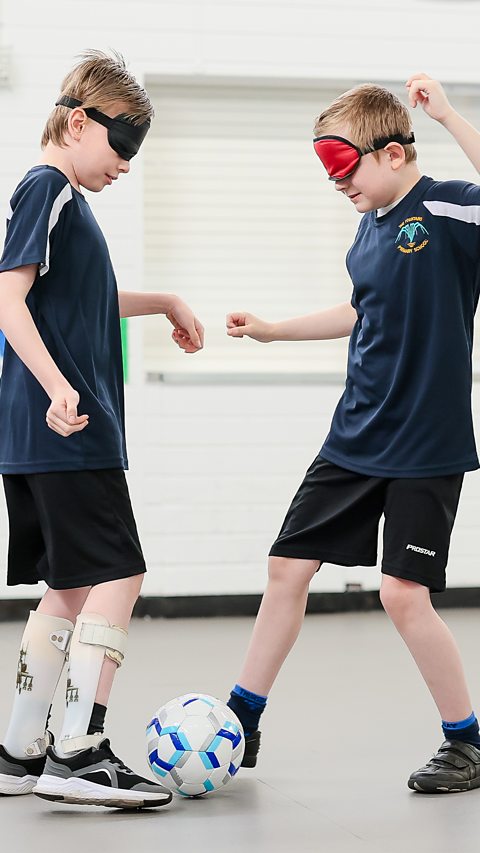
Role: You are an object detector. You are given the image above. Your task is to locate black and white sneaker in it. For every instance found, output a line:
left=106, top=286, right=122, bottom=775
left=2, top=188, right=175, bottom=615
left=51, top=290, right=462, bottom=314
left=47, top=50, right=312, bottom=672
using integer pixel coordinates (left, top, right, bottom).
left=0, top=733, right=54, bottom=796
left=408, top=739, right=480, bottom=793
left=33, top=738, right=172, bottom=809
left=0, top=745, right=48, bottom=796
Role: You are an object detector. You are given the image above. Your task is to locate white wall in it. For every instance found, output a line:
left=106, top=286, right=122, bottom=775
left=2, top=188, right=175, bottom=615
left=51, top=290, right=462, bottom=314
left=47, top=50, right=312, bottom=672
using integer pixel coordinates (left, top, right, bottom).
left=1, top=0, right=480, bottom=598
left=122, top=381, right=480, bottom=597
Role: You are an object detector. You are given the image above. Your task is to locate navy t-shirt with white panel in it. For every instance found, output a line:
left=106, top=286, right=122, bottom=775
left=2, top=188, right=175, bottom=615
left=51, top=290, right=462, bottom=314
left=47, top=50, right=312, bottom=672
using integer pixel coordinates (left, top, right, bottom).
left=321, top=175, right=480, bottom=477
left=0, top=165, right=127, bottom=473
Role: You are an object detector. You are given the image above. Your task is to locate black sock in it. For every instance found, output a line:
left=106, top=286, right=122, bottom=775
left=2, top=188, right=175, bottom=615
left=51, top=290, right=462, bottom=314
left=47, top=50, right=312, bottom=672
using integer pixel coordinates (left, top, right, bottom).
left=227, top=685, right=267, bottom=736
left=88, top=702, right=107, bottom=735
left=45, top=704, right=52, bottom=732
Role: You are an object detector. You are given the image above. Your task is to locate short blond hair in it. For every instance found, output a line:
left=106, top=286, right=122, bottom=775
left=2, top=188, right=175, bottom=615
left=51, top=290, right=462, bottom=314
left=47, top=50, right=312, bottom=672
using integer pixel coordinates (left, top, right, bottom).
left=41, top=49, right=154, bottom=149
left=314, top=84, right=416, bottom=164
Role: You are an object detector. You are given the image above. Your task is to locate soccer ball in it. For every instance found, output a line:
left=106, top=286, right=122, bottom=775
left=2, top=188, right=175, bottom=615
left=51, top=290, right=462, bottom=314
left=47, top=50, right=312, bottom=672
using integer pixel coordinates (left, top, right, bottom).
left=146, top=693, right=245, bottom=797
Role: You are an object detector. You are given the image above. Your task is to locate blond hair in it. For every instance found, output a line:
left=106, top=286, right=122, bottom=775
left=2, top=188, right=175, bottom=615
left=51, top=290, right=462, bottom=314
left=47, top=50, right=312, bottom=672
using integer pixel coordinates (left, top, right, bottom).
left=41, top=49, right=154, bottom=149
left=314, top=84, right=416, bottom=163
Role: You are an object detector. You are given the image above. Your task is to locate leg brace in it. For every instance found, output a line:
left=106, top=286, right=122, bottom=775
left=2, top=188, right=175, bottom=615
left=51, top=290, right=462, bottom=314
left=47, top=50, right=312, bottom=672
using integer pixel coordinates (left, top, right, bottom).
left=3, top=611, right=73, bottom=758
left=59, top=612, right=127, bottom=754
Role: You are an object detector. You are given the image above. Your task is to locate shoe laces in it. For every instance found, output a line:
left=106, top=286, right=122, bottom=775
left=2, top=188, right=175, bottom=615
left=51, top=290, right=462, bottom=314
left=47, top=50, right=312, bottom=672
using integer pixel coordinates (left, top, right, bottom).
left=98, top=739, right=133, bottom=774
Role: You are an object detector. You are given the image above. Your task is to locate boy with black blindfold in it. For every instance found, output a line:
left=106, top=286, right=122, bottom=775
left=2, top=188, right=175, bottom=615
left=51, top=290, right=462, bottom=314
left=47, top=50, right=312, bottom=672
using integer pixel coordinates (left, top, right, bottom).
left=0, top=49, right=203, bottom=808
left=226, top=75, right=480, bottom=794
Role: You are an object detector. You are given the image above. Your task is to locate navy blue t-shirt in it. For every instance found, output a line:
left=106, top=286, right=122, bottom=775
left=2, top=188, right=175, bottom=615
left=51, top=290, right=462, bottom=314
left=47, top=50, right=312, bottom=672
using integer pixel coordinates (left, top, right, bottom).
left=0, top=165, right=127, bottom=473
left=321, top=175, right=480, bottom=478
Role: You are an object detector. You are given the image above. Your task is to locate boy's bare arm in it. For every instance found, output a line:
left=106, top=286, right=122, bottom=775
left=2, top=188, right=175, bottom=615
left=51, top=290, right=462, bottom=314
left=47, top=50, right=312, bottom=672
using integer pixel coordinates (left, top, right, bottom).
left=226, top=301, right=357, bottom=343
left=118, top=290, right=204, bottom=353
left=0, top=266, right=88, bottom=435
left=118, top=291, right=175, bottom=317
left=406, top=73, right=480, bottom=174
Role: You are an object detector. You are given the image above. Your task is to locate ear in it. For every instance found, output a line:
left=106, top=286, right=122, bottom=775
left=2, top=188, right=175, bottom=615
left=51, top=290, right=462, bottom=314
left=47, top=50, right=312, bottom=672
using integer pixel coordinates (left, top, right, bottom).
left=68, top=107, right=87, bottom=141
left=383, top=142, right=406, bottom=171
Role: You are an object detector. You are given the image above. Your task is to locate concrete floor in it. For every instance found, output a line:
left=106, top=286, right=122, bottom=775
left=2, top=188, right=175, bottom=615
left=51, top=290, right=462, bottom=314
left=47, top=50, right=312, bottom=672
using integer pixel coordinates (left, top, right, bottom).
left=1, top=609, right=480, bottom=853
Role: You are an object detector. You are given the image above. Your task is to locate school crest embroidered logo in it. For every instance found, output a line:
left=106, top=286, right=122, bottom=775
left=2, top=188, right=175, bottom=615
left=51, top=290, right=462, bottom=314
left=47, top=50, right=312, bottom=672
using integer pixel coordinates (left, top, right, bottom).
left=395, top=216, right=429, bottom=254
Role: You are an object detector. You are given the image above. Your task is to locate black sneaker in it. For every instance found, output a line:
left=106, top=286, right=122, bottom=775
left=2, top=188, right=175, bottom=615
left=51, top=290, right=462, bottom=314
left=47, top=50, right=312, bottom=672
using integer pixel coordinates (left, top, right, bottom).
left=408, top=739, right=480, bottom=793
left=33, top=738, right=172, bottom=809
left=242, top=730, right=261, bottom=768
left=0, top=746, right=48, bottom=796
left=0, top=733, right=54, bottom=796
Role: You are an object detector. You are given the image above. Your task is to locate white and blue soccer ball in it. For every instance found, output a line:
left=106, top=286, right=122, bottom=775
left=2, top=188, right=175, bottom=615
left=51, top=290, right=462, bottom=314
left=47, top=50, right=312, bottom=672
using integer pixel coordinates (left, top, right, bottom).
left=146, top=693, right=245, bottom=797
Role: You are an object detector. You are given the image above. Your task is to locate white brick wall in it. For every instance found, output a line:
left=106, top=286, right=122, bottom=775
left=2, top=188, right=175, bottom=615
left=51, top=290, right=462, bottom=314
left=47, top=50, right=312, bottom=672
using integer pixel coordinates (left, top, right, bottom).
left=1, top=0, right=480, bottom=598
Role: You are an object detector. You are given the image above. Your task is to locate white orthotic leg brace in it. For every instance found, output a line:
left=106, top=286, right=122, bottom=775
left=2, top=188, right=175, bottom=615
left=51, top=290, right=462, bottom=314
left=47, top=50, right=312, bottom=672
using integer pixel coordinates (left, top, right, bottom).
left=3, top=611, right=73, bottom=758
left=59, top=612, right=128, bottom=754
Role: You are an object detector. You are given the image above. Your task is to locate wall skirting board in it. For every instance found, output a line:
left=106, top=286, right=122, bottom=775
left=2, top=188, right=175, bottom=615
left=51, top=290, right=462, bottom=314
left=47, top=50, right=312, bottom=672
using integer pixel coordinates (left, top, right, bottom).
left=1, top=588, right=480, bottom=621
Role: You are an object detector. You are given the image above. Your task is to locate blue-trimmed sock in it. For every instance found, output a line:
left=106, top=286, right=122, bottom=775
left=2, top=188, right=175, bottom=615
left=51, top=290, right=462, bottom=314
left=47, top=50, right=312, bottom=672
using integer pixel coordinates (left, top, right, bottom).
left=227, top=684, right=267, bottom=737
left=442, top=712, right=480, bottom=748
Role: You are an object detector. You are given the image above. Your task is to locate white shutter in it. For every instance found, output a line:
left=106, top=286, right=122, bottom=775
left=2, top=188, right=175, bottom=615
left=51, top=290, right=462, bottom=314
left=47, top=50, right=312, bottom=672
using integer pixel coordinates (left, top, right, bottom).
left=143, top=80, right=480, bottom=376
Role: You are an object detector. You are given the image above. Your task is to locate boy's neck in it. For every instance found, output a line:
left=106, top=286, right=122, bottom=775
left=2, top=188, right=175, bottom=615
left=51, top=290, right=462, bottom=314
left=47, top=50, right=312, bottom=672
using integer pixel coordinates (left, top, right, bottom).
left=37, top=143, right=81, bottom=192
left=382, top=164, right=422, bottom=209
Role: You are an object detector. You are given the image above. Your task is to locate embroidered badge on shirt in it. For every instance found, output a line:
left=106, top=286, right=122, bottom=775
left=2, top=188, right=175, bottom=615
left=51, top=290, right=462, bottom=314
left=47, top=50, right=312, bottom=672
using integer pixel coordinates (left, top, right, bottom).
left=395, top=216, right=429, bottom=254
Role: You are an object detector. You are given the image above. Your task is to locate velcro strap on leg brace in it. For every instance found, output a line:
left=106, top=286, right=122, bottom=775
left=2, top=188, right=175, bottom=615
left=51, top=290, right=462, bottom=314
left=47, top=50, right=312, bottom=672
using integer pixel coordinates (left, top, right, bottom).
left=79, top=623, right=128, bottom=666
left=60, top=733, right=104, bottom=754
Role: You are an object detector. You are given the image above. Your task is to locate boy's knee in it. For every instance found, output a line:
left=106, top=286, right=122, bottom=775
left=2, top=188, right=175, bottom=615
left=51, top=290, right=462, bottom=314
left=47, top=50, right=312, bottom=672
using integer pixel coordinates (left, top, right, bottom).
left=38, top=586, right=92, bottom=622
left=118, top=572, right=144, bottom=604
left=267, top=555, right=319, bottom=589
left=99, top=572, right=144, bottom=597
left=131, top=572, right=144, bottom=596
left=379, top=575, right=429, bottom=622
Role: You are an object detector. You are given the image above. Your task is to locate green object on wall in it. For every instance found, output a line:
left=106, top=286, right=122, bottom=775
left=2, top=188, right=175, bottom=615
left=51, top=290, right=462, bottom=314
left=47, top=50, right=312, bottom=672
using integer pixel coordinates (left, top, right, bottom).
left=120, top=318, right=128, bottom=382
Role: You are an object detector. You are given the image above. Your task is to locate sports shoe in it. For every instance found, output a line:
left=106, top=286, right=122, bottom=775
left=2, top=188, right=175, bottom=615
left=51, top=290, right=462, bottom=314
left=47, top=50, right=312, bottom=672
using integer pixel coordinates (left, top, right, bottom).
left=408, top=739, right=480, bottom=793
left=241, top=730, right=261, bottom=768
left=0, top=745, right=48, bottom=796
left=0, top=733, right=54, bottom=796
left=33, top=738, right=172, bottom=809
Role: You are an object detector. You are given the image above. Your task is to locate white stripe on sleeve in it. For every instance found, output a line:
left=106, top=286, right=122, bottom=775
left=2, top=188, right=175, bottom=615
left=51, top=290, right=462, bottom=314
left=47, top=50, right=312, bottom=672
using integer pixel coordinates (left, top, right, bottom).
left=40, top=183, right=73, bottom=276
left=423, top=199, right=480, bottom=225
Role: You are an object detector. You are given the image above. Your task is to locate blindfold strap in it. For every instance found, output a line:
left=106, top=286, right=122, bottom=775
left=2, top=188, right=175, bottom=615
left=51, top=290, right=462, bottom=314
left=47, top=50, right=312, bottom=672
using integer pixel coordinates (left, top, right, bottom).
left=55, top=97, right=115, bottom=132
left=55, top=95, right=83, bottom=109
left=365, top=132, right=416, bottom=154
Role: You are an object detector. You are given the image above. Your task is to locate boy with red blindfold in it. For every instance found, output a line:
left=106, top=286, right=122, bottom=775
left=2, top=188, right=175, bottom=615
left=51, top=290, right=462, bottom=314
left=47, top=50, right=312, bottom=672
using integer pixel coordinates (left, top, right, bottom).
left=226, top=74, right=480, bottom=793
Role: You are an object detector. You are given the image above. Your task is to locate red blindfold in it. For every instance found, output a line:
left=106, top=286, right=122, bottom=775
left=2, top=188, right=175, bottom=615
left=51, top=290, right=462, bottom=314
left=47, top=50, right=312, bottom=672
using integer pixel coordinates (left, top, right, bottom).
left=313, top=133, right=415, bottom=181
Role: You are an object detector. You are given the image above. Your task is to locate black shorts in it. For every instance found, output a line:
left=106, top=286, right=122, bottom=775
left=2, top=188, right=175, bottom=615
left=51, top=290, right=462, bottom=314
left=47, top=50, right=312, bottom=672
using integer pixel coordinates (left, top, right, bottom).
left=2, top=469, right=146, bottom=590
left=269, top=456, right=464, bottom=593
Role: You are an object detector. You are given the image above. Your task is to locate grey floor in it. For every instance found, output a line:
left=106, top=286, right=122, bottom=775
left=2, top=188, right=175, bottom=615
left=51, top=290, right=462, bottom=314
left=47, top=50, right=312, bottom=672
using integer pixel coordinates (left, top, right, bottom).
left=2, top=609, right=480, bottom=853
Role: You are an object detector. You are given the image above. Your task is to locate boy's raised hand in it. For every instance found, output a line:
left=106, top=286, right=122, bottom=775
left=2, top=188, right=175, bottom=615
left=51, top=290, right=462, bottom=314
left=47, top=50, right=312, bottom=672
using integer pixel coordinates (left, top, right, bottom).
left=46, top=387, right=89, bottom=437
left=406, top=73, right=454, bottom=124
left=167, top=296, right=204, bottom=354
left=226, top=312, right=274, bottom=343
